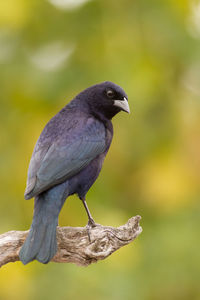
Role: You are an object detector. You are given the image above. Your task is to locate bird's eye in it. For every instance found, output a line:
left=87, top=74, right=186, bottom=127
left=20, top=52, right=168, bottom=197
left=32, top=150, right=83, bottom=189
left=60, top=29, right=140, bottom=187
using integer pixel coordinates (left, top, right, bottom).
left=106, top=89, right=115, bottom=99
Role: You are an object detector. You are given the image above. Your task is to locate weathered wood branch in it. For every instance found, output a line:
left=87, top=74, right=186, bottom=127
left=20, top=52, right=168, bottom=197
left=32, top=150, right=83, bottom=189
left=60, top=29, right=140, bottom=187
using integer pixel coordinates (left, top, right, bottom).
left=0, top=215, right=142, bottom=268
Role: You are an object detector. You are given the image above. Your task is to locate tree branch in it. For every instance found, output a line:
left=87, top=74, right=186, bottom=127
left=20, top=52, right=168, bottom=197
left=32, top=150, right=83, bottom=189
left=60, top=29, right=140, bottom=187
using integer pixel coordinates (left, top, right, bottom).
left=0, top=215, right=142, bottom=267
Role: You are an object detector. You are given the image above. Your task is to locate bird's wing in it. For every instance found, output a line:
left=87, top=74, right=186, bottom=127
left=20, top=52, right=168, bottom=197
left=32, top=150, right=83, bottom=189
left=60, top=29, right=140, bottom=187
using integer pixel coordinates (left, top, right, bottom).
left=25, top=119, right=106, bottom=199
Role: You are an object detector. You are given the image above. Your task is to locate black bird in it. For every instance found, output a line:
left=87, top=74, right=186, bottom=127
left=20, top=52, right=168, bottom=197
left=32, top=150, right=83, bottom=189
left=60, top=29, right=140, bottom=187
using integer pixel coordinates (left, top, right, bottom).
left=19, top=81, right=130, bottom=264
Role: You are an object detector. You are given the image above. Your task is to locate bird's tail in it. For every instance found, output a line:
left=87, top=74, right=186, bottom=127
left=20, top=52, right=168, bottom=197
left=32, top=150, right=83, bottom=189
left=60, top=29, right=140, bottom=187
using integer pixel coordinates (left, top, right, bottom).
left=19, top=181, right=69, bottom=265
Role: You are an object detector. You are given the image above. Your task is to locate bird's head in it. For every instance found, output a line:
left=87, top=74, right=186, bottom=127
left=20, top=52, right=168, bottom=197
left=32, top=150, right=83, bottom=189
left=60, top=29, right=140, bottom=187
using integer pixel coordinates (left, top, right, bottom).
left=77, top=81, right=130, bottom=120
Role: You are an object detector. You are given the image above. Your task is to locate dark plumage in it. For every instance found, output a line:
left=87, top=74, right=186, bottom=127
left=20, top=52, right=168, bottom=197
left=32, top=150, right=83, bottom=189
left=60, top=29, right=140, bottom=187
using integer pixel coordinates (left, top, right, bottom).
left=19, top=81, right=130, bottom=264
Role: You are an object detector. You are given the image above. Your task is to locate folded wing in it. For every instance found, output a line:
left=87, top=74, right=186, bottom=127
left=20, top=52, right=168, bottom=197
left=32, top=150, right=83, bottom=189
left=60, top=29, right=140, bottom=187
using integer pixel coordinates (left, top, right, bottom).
left=25, top=118, right=106, bottom=199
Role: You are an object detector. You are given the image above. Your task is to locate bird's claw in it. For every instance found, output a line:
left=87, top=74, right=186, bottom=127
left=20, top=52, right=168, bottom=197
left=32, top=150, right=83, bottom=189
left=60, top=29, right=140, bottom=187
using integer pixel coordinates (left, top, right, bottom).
left=86, top=218, right=96, bottom=242
left=88, top=218, right=96, bottom=228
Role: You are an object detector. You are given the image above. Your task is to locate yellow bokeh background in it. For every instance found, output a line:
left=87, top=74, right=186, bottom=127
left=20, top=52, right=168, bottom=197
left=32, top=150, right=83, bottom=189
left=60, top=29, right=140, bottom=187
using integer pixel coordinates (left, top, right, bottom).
left=0, top=0, right=200, bottom=299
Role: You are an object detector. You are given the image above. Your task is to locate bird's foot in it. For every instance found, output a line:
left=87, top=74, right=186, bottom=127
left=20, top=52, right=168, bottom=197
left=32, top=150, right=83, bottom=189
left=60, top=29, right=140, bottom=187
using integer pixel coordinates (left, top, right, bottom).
left=88, top=217, right=96, bottom=228
left=86, top=218, right=96, bottom=243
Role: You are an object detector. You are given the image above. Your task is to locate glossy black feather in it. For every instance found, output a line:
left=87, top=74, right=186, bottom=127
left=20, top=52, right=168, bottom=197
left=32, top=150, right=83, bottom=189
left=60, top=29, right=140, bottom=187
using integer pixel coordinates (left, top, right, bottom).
left=19, top=81, right=129, bottom=264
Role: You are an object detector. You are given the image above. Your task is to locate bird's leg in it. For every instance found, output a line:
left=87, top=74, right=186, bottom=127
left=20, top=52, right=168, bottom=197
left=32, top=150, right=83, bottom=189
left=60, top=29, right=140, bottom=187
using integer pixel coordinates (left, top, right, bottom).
left=80, top=197, right=96, bottom=242
left=81, top=197, right=96, bottom=227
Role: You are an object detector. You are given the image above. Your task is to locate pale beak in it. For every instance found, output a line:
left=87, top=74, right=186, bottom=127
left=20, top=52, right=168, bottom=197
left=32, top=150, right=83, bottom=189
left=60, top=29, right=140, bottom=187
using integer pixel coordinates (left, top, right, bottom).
left=113, top=97, right=130, bottom=113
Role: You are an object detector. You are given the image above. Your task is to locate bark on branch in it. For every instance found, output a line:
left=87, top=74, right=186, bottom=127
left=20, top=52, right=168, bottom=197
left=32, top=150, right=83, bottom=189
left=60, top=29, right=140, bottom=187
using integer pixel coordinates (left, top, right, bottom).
left=0, top=215, right=142, bottom=268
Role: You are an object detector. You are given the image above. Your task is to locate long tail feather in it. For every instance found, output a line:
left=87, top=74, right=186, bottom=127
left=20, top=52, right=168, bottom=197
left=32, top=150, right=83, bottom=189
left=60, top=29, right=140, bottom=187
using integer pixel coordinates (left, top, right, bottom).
left=19, top=181, right=69, bottom=265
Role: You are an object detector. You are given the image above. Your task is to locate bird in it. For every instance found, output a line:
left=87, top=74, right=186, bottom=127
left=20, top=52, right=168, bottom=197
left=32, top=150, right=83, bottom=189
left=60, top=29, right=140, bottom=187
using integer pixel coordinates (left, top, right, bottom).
left=19, top=81, right=130, bottom=265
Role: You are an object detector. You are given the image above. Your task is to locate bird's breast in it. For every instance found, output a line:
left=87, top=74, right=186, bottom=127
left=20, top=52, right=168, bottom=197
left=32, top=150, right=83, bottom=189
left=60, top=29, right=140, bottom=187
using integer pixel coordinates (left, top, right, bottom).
left=68, top=153, right=106, bottom=199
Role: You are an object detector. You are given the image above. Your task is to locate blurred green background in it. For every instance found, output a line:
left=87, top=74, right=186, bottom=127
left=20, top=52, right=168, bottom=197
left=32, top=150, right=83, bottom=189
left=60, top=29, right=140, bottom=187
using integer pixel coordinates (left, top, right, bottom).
left=0, top=0, right=200, bottom=299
